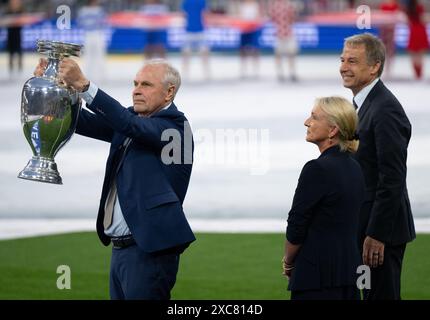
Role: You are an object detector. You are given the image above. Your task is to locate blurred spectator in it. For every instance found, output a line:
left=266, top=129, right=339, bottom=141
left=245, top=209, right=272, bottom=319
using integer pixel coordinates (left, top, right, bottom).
left=181, top=0, right=210, bottom=80
left=237, top=0, right=263, bottom=79
left=140, top=0, right=169, bottom=59
left=379, top=0, right=400, bottom=79
left=311, top=0, right=329, bottom=13
left=77, top=0, right=107, bottom=84
left=6, top=0, right=23, bottom=78
left=405, top=0, right=429, bottom=79
left=211, top=0, right=228, bottom=14
left=268, top=0, right=299, bottom=82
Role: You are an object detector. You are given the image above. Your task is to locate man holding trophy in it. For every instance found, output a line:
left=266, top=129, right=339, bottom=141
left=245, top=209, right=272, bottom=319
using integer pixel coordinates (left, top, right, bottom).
left=34, top=55, right=195, bottom=300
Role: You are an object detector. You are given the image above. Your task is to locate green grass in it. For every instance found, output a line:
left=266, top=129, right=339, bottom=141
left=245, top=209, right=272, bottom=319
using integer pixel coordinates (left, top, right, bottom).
left=0, top=232, right=428, bottom=299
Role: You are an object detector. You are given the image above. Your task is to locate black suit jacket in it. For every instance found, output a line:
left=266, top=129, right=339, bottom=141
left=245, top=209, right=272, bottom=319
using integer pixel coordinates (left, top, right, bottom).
left=76, top=89, right=196, bottom=253
left=287, top=146, right=365, bottom=291
left=355, top=80, right=415, bottom=246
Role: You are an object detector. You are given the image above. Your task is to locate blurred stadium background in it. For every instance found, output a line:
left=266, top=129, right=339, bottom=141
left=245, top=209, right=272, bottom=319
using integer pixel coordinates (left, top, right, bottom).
left=1, top=0, right=429, bottom=53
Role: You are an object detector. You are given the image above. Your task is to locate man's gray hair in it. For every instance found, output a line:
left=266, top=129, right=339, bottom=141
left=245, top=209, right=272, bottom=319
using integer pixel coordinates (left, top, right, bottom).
left=144, top=59, right=181, bottom=98
left=344, top=33, right=386, bottom=77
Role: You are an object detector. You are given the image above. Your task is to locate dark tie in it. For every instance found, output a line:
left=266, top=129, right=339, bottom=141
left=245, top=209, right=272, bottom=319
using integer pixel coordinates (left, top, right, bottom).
left=353, top=99, right=358, bottom=110
left=103, top=138, right=132, bottom=230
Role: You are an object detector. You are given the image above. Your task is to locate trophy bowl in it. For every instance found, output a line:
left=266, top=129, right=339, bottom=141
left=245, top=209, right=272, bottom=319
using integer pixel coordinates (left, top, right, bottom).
left=18, top=40, right=83, bottom=184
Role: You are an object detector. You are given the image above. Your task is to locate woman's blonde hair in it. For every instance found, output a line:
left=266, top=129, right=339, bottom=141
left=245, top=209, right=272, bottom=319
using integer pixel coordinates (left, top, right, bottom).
left=316, top=96, right=359, bottom=153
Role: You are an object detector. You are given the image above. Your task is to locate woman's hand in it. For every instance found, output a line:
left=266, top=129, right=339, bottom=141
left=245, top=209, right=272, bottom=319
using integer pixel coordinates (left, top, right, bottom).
left=283, top=239, right=299, bottom=279
left=282, top=256, right=295, bottom=279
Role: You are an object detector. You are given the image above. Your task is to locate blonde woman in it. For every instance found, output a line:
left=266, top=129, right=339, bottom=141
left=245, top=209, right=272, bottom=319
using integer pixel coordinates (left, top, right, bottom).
left=283, top=96, right=365, bottom=300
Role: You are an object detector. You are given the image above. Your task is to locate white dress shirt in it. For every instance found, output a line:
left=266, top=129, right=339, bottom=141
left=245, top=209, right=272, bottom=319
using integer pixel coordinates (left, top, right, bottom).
left=353, top=78, right=380, bottom=112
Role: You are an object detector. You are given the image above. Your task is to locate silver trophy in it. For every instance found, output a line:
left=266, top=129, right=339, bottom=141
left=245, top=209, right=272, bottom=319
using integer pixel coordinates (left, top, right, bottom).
left=18, top=40, right=83, bottom=184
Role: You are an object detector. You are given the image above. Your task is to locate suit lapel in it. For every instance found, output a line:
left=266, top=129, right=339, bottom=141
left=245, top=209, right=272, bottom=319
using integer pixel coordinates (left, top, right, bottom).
left=111, top=102, right=183, bottom=173
left=126, top=102, right=183, bottom=118
left=115, top=137, right=132, bottom=174
left=357, top=79, right=384, bottom=120
left=105, top=136, right=131, bottom=182
left=153, top=102, right=183, bottom=118
left=358, top=98, right=371, bottom=120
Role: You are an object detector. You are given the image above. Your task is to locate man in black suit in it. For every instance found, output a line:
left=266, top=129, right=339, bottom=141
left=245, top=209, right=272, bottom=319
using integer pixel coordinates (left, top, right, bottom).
left=340, top=33, right=416, bottom=300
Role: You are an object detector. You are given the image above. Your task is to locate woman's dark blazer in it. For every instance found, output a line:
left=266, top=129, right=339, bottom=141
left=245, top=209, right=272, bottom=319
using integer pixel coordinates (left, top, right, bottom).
left=287, top=145, right=365, bottom=292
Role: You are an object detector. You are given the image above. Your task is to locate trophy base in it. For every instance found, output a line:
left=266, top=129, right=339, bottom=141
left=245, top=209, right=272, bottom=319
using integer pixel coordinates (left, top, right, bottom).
left=18, top=156, right=62, bottom=185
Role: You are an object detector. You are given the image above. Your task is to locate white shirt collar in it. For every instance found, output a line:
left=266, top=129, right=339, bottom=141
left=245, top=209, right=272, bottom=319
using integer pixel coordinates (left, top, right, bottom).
left=353, top=78, right=379, bottom=112
left=147, top=102, right=172, bottom=117
left=162, top=102, right=172, bottom=111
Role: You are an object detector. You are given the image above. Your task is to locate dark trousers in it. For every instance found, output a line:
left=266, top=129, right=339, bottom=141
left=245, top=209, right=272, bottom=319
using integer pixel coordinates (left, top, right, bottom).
left=109, top=244, right=180, bottom=300
left=363, top=244, right=406, bottom=300
left=291, top=285, right=360, bottom=300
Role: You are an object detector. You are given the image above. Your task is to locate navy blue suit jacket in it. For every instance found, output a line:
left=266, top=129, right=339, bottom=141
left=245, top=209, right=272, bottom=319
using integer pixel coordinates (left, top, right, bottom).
left=287, top=146, right=365, bottom=291
left=355, top=80, right=415, bottom=246
left=76, top=89, right=196, bottom=253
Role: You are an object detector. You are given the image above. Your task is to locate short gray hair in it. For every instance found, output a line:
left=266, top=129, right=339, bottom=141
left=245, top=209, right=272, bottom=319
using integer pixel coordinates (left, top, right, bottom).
left=144, top=59, right=181, bottom=99
left=344, top=33, right=386, bottom=77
